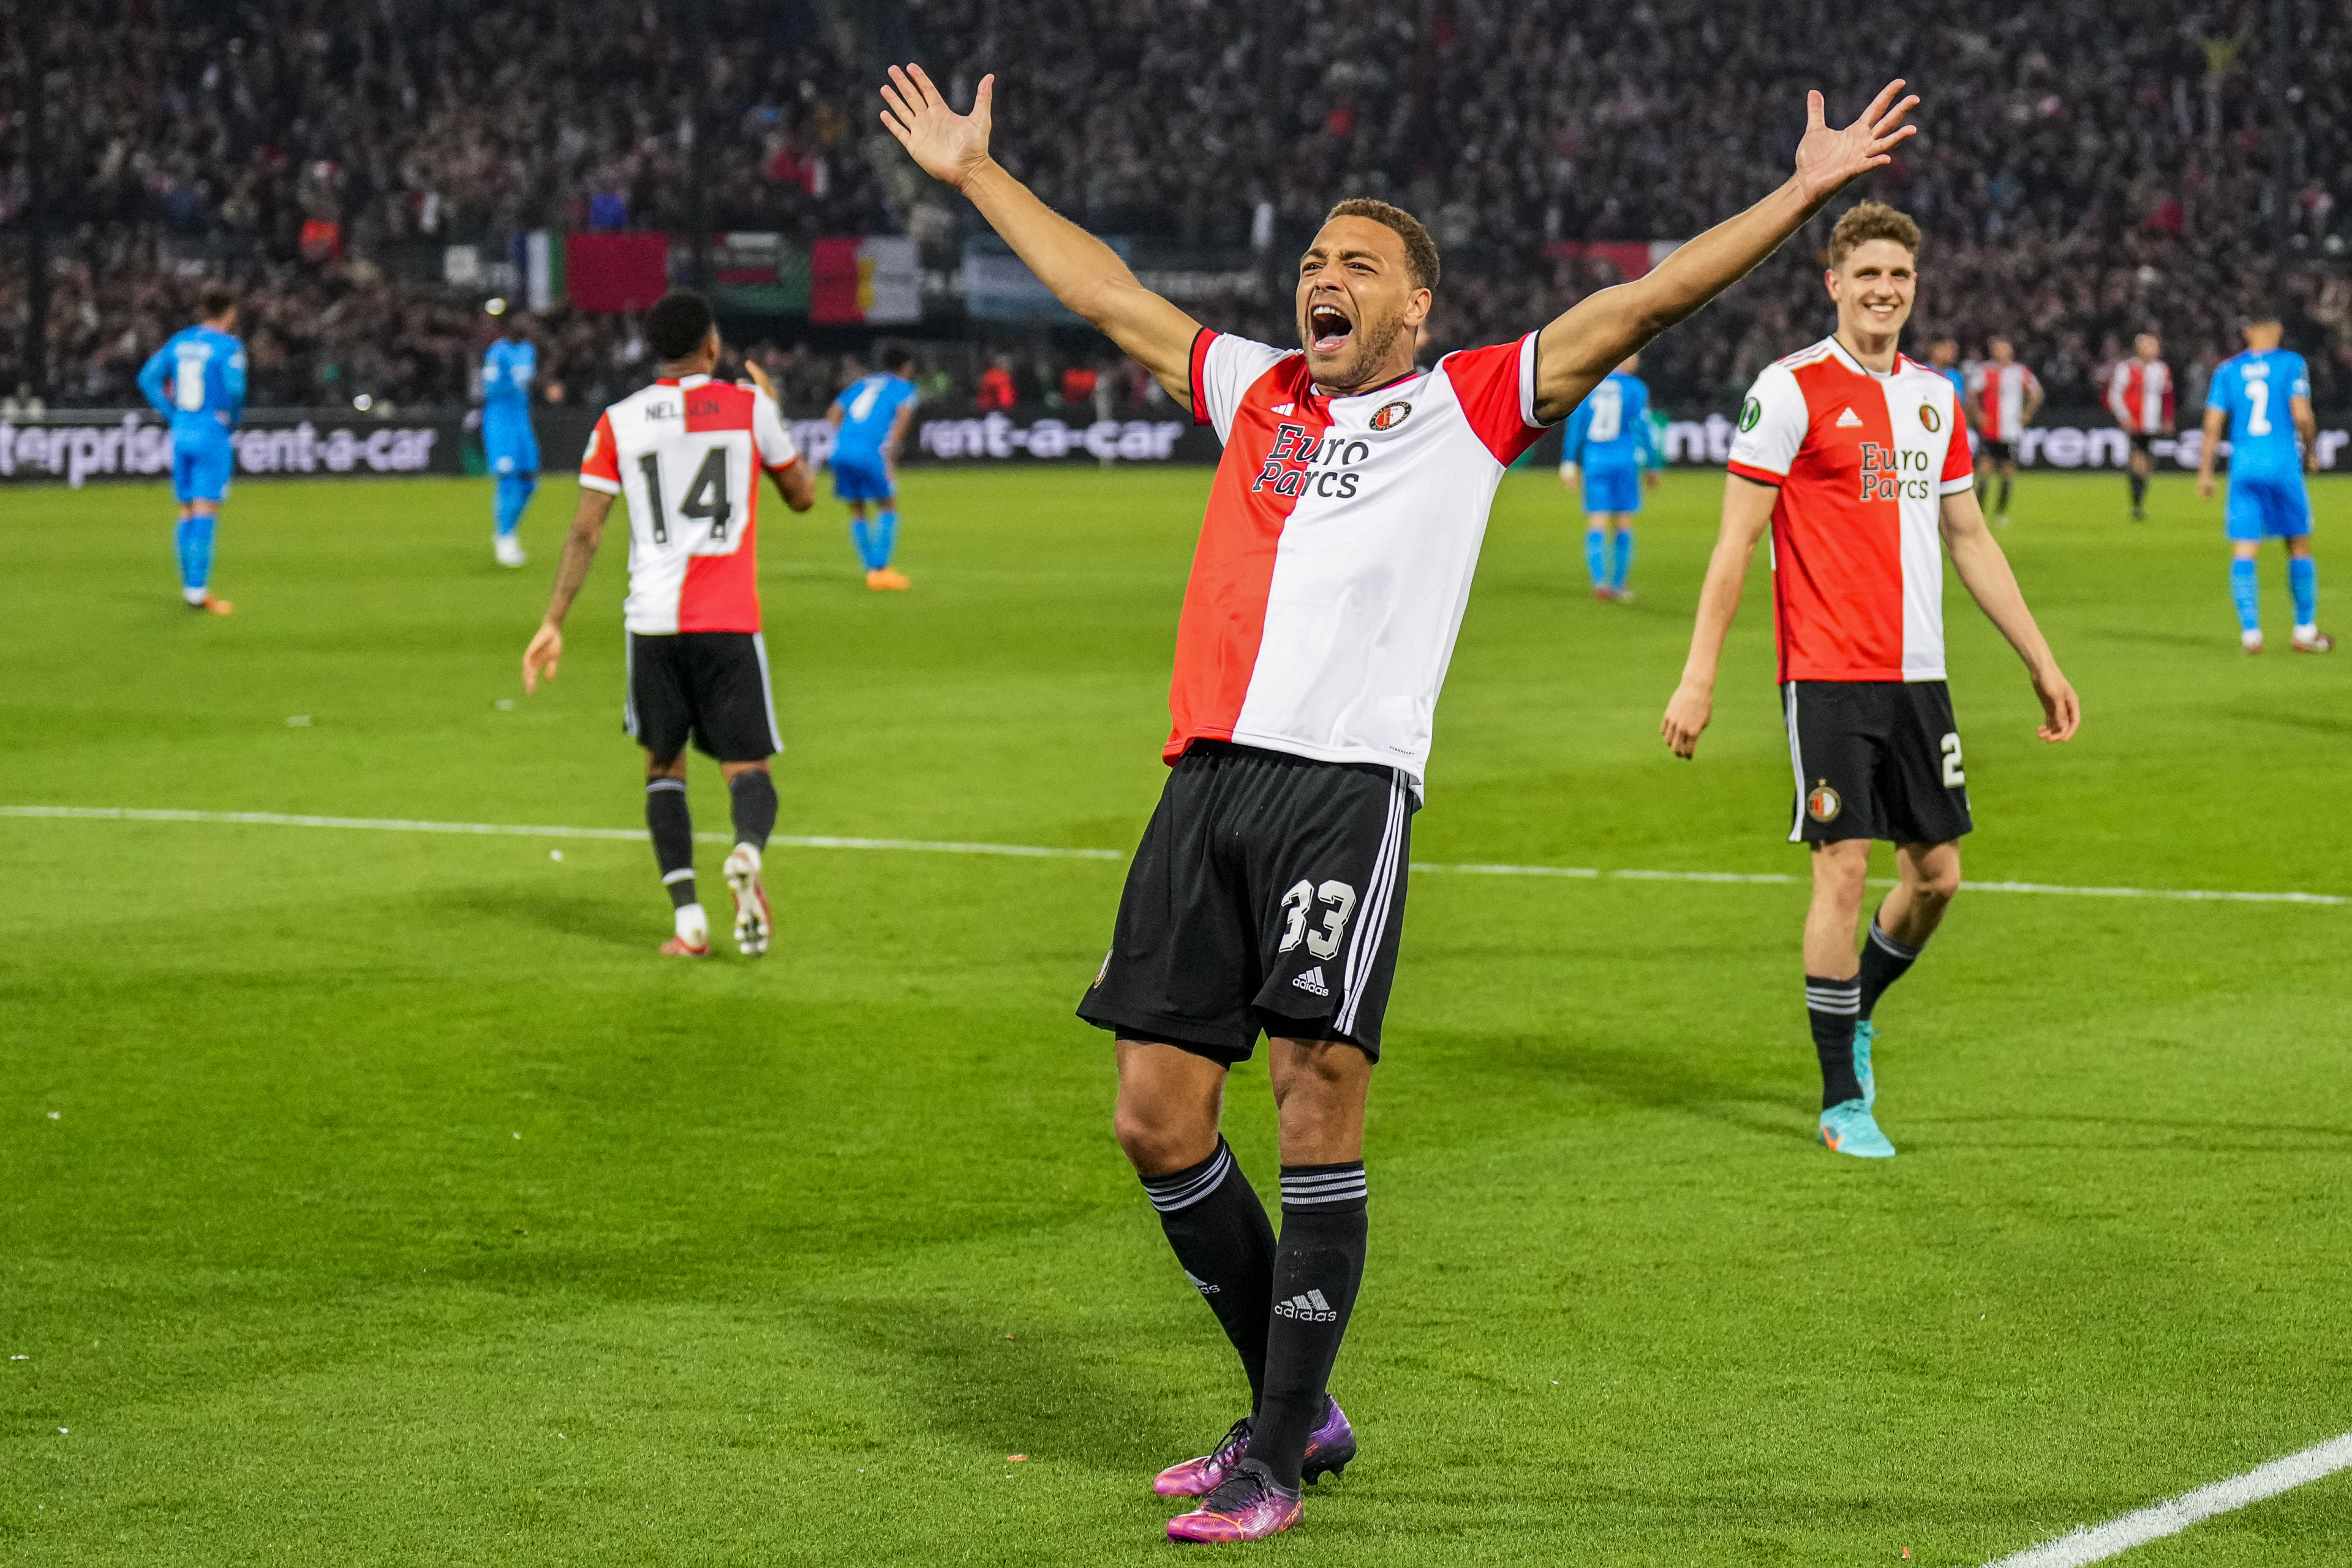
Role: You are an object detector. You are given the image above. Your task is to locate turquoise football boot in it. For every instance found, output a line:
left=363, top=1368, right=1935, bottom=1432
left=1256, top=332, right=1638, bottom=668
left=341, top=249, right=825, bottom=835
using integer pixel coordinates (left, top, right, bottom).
left=1853, top=1018, right=1876, bottom=1109
left=1819, top=1098, right=1896, bottom=1158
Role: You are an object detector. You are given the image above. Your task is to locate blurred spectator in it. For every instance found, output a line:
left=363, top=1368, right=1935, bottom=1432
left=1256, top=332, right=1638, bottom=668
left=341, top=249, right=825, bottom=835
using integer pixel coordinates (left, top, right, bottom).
left=976, top=355, right=1019, bottom=410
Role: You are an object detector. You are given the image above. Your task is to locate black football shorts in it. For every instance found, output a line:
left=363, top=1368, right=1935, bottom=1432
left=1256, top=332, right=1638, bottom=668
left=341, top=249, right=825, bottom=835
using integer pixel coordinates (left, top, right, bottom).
left=624, top=631, right=783, bottom=763
left=1782, top=680, right=1972, bottom=846
left=1980, top=438, right=2018, bottom=466
left=1078, top=741, right=1416, bottom=1065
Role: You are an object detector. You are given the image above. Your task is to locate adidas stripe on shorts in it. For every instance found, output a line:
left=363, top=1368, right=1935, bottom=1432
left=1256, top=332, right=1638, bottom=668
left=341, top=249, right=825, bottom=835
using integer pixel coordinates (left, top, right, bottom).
left=1077, top=739, right=1414, bottom=1063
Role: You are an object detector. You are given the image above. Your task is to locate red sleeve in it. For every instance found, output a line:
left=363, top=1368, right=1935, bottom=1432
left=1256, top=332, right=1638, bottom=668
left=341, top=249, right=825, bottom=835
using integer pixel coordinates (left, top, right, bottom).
left=1188, top=328, right=1216, bottom=427
left=1441, top=333, right=1545, bottom=465
left=579, top=411, right=621, bottom=492
left=2162, top=371, right=2176, bottom=427
left=1940, top=417, right=1975, bottom=484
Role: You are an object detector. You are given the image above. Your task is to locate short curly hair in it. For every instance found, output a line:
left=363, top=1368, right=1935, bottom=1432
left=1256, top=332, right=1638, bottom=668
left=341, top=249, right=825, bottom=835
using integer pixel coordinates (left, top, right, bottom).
left=1827, top=200, right=1921, bottom=268
left=1324, top=198, right=1442, bottom=291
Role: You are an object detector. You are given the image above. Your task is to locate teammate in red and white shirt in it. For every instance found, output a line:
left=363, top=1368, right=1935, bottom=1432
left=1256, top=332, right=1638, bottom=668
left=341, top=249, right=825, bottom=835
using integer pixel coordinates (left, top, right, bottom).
left=882, top=59, right=1920, bottom=1539
left=1967, top=337, right=2043, bottom=526
left=1663, top=203, right=2078, bottom=1162
left=521, top=292, right=815, bottom=959
left=2106, top=333, right=2175, bottom=520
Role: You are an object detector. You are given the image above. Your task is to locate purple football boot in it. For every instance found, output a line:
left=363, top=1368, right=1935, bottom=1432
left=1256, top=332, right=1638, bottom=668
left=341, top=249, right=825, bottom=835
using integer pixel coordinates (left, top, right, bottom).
left=1153, top=1399, right=1358, bottom=1498
left=1166, top=1460, right=1303, bottom=1544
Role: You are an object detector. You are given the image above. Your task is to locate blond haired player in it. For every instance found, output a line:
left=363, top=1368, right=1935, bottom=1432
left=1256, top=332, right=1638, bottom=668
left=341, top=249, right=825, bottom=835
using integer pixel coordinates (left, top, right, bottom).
left=1662, top=202, right=2080, bottom=1159
left=522, top=291, right=816, bottom=957
left=883, top=58, right=1918, bottom=1542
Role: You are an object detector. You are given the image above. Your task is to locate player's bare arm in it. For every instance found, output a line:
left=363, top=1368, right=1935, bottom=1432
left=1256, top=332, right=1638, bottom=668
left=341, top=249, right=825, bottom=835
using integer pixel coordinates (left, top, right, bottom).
left=2196, top=404, right=2228, bottom=497
left=880, top=65, right=1200, bottom=402
left=740, top=361, right=820, bottom=511
left=1534, top=82, right=1918, bottom=424
left=1660, top=475, right=1778, bottom=758
left=886, top=401, right=914, bottom=483
left=2294, top=393, right=2318, bottom=472
left=1939, top=487, right=2080, bottom=742
left=521, top=488, right=613, bottom=692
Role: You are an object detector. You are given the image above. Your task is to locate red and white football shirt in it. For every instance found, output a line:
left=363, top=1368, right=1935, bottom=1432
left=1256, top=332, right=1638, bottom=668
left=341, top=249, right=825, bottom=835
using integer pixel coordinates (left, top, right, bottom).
left=1171, top=329, right=1550, bottom=783
left=579, top=374, right=800, bottom=635
left=1968, top=360, right=2040, bottom=441
left=1728, top=338, right=1975, bottom=684
left=2105, top=357, right=2174, bottom=434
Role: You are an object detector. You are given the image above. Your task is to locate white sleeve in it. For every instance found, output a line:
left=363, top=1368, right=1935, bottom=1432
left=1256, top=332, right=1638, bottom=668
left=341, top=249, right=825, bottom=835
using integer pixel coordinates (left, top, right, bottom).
left=752, top=389, right=799, bottom=469
left=1189, top=331, right=1294, bottom=443
left=1726, top=361, right=1808, bottom=482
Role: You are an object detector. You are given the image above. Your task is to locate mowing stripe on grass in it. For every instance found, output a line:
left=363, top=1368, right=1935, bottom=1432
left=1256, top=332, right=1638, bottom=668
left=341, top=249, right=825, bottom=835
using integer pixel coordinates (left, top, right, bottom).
left=1984, top=1428, right=2352, bottom=1566
left=4, top=804, right=2347, bottom=905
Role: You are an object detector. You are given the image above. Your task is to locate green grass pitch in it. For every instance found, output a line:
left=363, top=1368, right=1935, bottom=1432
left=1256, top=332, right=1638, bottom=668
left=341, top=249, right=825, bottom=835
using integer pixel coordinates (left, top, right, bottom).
left=4, top=464, right=2349, bottom=1566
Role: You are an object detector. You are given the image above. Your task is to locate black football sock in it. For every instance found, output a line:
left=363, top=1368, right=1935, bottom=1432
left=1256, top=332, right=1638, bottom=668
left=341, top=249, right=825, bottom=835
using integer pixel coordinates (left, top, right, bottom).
left=2128, top=470, right=2148, bottom=510
left=1139, top=1139, right=1276, bottom=1409
left=1857, top=916, right=1923, bottom=1021
left=1806, top=974, right=1863, bottom=1109
left=728, top=769, right=777, bottom=850
left=1245, top=1163, right=1368, bottom=1490
left=646, top=778, right=697, bottom=908
left=1997, top=475, right=2013, bottom=514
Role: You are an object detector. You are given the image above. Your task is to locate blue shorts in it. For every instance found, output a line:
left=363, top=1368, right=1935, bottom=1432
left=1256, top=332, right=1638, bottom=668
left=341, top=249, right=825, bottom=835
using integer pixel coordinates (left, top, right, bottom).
left=1581, top=465, right=1642, bottom=516
left=2226, top=471, right=2312, bottom=540
left=831, top=451, right=894, bottom=503
left=172, top=430, right=233, bottom=504
left=483, top=407, right=540, bottom=477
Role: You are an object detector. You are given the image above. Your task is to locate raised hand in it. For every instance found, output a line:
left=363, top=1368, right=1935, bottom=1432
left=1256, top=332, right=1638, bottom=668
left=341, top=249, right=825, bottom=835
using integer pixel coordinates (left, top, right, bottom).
left=1791, top=80, right=1920, bottom=208
left=880, top=64, right=994, bottom=191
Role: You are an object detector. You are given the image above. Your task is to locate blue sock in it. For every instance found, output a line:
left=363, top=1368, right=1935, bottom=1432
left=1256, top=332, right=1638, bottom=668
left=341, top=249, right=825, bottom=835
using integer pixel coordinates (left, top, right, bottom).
left=2288, top=556, right=2317, bottom=628
left=494, top=475, right=536, bottom=536
left=851, top=518, right=878, bottom=571
left=1585, top=525, right=1607, bottom=588
left=1610, top=528, right=1635, bottom=591
left=176, top=514, right=215, bottom=595
left=874, top=510, right=899, bottom=570
left=2230, top=557, right=2261, bottom=633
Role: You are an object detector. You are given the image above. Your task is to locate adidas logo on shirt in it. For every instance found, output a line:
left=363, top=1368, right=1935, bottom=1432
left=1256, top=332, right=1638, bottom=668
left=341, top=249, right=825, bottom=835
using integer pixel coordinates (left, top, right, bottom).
left=1184, top=1269, right=1219, bottom=1296
left=1292, top=965, right=1330, bottom=997
left=1274, top=1289, right=1339, bottom=1322
left=1836, top=406, right=1864, bottom=428
left=1272, top=402, right=1295, bottom=415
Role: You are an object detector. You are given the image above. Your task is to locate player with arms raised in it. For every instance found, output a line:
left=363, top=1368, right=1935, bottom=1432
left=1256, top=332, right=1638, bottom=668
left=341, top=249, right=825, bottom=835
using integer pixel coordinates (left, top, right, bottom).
left=1662, top=203, right=2080, bottom=1160
left=521, top=292, right=817, bottom=956
left=882, top=62, right=1917, bottom=1542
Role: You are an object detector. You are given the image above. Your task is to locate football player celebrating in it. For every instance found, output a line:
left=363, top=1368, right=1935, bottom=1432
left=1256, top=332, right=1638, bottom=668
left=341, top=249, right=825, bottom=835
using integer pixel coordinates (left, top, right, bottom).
left=1662, top=202, right=2079, bottom=1159
left=883, top=61, right=1918, bottom=1541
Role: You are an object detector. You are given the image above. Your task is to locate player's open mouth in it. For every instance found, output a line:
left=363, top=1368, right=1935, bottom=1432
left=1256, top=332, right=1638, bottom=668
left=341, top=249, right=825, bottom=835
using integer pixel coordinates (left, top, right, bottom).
left=1310, top=306, right=1352, bottom=353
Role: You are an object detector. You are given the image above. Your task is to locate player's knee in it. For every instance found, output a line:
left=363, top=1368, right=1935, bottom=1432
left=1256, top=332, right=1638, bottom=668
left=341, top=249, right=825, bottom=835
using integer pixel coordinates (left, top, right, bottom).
left=1912, top=861, right=1961, bottom=905
left=1112, top=1101, right=1204, bottom=1175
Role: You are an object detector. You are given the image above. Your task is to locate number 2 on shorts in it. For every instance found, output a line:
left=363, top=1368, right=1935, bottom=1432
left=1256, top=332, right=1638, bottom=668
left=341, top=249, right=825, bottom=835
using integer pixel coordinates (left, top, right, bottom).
left=1940, top=732, right=1966, bottom=787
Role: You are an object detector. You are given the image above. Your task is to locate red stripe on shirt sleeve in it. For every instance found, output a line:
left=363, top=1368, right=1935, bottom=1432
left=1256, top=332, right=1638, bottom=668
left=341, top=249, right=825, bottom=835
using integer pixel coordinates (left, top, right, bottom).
left=1189, top=328, right=1218, bottom=427
left=1726, top=459, right=1786, bottom=486
left=1442, top=336, right=1545, bottom=465
left=580, top=411, right=621, bottom=488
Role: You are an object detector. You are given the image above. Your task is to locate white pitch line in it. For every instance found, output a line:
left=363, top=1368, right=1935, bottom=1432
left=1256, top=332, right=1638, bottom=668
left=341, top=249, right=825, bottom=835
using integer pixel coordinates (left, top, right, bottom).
left=1983, top=1429, right=2352, bottom=1567
left=1, top=805, right=2345, bottom=906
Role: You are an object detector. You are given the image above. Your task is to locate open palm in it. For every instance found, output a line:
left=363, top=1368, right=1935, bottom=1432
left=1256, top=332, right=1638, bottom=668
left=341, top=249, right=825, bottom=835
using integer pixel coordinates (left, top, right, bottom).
left=880, top=64, right=995, bottom=190
left=1792, top=80, right=1920, bottom=207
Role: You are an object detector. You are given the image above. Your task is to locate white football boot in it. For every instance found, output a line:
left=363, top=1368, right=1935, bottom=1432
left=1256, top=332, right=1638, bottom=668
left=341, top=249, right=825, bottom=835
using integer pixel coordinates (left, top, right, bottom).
left=494, top=533, right=527, bottom=568
left=724, top=845, right=771, bottom=957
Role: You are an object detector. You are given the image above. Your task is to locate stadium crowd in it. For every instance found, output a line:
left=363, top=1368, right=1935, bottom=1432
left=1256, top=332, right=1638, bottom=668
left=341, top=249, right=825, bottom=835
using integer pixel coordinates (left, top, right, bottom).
left=5, top=0, right=2349, bottom=411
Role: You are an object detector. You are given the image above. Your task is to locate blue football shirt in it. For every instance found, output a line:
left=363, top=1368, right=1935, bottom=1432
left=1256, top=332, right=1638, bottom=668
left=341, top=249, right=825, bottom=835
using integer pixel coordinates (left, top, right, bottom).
left=483, top=337, right=537, bottom=408
left=1562, top=372, right=1654, bottom=471
left=137, top=326, right=246, bottom=434
left=2206, top=349, right=2310, bottom=477
left=831, top=374, right=919, bottom=462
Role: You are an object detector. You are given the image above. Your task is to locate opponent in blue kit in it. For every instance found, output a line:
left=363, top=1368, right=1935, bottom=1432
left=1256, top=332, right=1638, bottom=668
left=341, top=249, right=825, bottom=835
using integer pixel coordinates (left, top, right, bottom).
left=1558, top=353, right=1656, bottom=601
left=135, top=284, right=245, bottom=614
left=2196, top=313, right=2332, bottom=654
left=826, top=347, right=921, bottom=589
left=481, top=315, right=541, bottom=568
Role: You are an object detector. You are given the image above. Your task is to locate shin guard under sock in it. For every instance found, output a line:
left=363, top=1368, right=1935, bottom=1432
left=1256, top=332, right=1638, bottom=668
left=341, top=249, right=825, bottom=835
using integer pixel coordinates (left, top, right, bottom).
left=646, top=778, right=696, bottom=908
left=2231, top=558, right=2263, bottom=633
left=1806, top=974, right=1863, bottom=1109
left=1610, top=527, right=1635, bottom=591
left=1857, top=918, right=1923, bottom=1020
left=1246, top=1163, right=1368, bottom=1490
left=2128, top=470, right=2148, bottom=511
left=851, top=519, right=878, bottom=571
left=875, top=509, right=899, bottom=568
left=2289, top=556, right=2318, bottom=631
left=728, top=769, right=777, bottom=851
left=1997, top=475, right=2013, bottom=515
left=1584, top=526, right=1608, bottom=588
left=1139, top=1139, right=1277, bottom=1407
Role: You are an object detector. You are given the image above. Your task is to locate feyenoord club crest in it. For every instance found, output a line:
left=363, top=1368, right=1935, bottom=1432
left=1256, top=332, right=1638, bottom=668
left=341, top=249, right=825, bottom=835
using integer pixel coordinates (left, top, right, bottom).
left=1920, top=402, right=1942, bottom=433
left=1370, top=400, right=1412, bottom=431
left=1806, top=780, right=1842, bottom=823
left=1738, top=396, right=1762, bottom=432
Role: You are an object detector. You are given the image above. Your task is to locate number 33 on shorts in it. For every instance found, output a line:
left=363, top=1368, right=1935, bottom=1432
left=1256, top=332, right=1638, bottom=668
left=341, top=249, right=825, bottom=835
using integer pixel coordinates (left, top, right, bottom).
left=1278, top=880, right=1359, bottom=960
